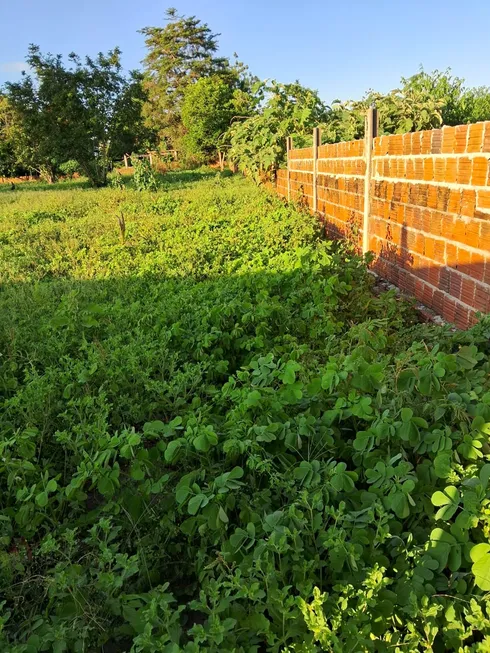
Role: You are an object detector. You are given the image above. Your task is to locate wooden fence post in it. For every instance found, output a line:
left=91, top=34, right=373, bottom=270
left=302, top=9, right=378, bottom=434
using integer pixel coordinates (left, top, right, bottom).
left=312, top=127, right=320, bottom=213
left=123, top=154, right=128, bottom=168
left=286, top=137, right=293, bottom=202
left=362, top=107, right=377, bottom=254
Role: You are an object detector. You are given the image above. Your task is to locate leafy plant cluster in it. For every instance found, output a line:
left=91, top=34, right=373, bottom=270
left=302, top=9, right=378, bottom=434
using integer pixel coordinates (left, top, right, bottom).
left=227, top=81, right=329, bottom=183
left=132, top=157, right=158, bottom=192
left=1, top=47, right=154, bottom=186
left=1, top=171, right=490, bottom=652
left=323, top=69, right=490, bottom=143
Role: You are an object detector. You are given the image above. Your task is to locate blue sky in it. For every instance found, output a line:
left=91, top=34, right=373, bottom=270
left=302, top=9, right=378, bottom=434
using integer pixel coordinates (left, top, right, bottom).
left=1, top=0, right=490, bottom=103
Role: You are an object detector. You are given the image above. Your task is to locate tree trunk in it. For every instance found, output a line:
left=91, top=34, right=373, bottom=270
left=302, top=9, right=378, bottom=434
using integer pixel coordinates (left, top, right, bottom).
left=40, top=167, right=57, bottom=184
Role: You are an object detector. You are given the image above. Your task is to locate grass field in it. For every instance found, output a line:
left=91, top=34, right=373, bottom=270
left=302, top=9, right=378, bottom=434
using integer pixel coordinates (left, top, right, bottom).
left=1, top=171, right=490, bottom=652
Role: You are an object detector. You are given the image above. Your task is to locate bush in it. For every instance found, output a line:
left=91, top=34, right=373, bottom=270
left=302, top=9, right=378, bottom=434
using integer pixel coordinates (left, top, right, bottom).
left=59, top=160, right=80, bottom=179
left=132, top=156, right=158, bottom=191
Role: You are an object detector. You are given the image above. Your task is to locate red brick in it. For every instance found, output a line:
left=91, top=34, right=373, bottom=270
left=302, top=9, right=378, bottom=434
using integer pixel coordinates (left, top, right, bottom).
left=468, top=310, right=480, bottom=327
left=454, top=304, right=470, bottom=329
left=388, top=135, right=404, bottom=155
left=434, top=239, right=445, bottom=263
left=412, top=132, right=422, bottom=155
left=414, top=159, right=424, bottom=179
left=428, top=265, right=441, bottom=288
left=445, top=159, right=457, bottom=183
left=436, top=187, right=450, bottom=212
left=424, top=236, right=436, bottom=260
left=423, top=158, right=434, bottom=181
left=448, top=190, right=461, bottom=214
left=434, top=158, right=445, bottom=182
left=412, top=208, right=424, bottom=231
left=443, top=296, right=457, bottom=322
left=480, top=222, right=490, bottom=249
left=457, top=157, right=472, bottom=185
left=474, top=284, right=490, bottom=313
left=421, top=131, right=432, bottom=154
left=427, top=185, right=438, bottom=209
left=461, top=278, right=476, bottom=306
left=451, top=221, right=467, bottom=244
left=461, top=190, right=476, bottom=218
left=432, top=289, right=445, bottom=313
left=401, top=183, right=410, bottom=203
left=430, top=211, right=444, bottom=237
left=457, top=247, right=473, bottom=277
left=471, top=157, right=489, bottom=186
left=469, top=252, right=488, bottom=282
left=445, top=242, right=457, bottom=267
left=442, top=126, right=457, bottom=153
left=455, top=125, right=469, bottom=154
left=467, top=123, right=485, bottom=153
left=483, top=123, right=490, bottom=152
left=432, top=130, right=442, bottom=154
left=464, top=220, right=480, bottom=247
left=418, top=186, right=428, bottom=207
left=403, top=133, right=411, bottom=155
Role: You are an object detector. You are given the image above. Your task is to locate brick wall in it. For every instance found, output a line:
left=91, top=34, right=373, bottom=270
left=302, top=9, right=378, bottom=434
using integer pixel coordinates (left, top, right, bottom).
left=278, top=141, right=366, bottom=249
left=276, top=122, right=490, bottom=329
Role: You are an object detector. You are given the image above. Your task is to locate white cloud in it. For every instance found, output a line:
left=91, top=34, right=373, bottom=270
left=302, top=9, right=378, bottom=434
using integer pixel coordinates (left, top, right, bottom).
left=0, top=62, right=26, bottom=74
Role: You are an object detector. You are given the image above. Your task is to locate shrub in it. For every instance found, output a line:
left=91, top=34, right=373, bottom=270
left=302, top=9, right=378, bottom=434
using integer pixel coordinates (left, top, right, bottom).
left=59, top=159, right=80, bottom=179
left=132, top=156, right=158, bottom=191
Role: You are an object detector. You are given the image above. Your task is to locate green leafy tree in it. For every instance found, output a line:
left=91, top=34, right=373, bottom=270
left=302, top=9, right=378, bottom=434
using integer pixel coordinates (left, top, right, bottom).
left=0, top=94, right=23, bottom=179
left=5, top=45, right=145, bottom=186
left=458, top=85, right=490, bottom=123
left=228, top=80, right=330, bottom=182
left=181, top=76, right=238, bottom=164
left=322, top=69, right=490, bottom=143
left=110, top=71, right=158, bottom=161
left=140, top=8, right=233, bottom=150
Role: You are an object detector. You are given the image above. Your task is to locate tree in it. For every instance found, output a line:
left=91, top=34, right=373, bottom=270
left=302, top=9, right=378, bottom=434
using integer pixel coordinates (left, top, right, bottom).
left=140, top=8, right=232, bottom=150
left=228, top=80, right=330, bottom=182
left=110, top=70, right=158, bottom=161
left=5, top=45, right=147, bottom=186
left=0, top=94, right=23, bottom=179
left=321, top=69, right=490, bottom=143
left=457, top=86, right=490, bottom=124
left=181, top=76, right=237, bottom=164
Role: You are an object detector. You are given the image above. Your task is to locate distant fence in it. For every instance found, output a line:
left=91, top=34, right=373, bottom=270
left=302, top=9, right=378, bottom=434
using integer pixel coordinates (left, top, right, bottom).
left=123, top=151, right=179, bottom=168
left=276, top=116, right=490, bottom=329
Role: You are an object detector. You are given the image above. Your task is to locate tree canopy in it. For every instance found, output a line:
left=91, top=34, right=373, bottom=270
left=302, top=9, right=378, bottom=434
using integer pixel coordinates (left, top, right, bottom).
left=228, top=81, right=330, bottom=182
left=140, top=8, right=232, bottom=150
left=4, top=46, right=152, bottom=185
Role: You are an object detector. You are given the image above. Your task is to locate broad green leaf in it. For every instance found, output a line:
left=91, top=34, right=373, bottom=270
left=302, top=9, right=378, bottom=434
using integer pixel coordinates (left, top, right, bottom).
left=35, top=491, right=48, bottom=508
left=164, top=439, right=184, bottom=462
left=470, top=543, right=490, bottom=563
left=434, top=453, right=452, bottom=479
left=46, top=479, right=57, bottom=493
left=470, top=545, right=490, bottom=591
left=218, top=506, right=229, bottom=523
left=401, top=408, right=413, bottom=423
left=188, top=493, right=208, bottom=515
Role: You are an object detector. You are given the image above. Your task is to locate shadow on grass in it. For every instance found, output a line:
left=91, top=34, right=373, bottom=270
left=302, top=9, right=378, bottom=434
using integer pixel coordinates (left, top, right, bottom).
left=0, top=259, right=407, bottom=432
